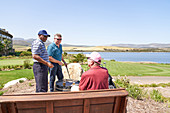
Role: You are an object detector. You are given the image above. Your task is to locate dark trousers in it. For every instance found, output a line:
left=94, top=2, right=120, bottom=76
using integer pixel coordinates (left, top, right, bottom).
left=33, top=62, right=48, bottom=92
left=49, top=63, right=63, bottom=92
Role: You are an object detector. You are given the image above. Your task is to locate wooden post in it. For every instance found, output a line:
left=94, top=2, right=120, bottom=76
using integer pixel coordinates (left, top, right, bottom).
left=0, top=104, right=3, bottom=113
left=84, top=99, right=90, bottom=113
left=113, top=97, right=121, bottom=113
left=46, top=101, right=54, bottom=113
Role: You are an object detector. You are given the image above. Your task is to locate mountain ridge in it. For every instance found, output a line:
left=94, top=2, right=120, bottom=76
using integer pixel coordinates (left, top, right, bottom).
left=13, top=38, right=170, bottom=48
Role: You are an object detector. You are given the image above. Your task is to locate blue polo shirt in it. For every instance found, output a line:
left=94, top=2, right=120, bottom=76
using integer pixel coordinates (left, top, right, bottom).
left=47, top=42, right=62, bottom=61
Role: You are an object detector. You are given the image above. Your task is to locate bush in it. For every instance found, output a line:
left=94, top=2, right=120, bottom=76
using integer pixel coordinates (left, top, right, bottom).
left=0, top=91, right=4, bottom=96
left=27, top=48, right=31, bottom=52
left=19, top=80, right=24, bottom=83
left=69, top=53, right=86, bottom=63
left=115, top=76, right=144, bottom=100
left=15, top=51, right=22, bottom=56
left=0, top=83, right=4, bottom=89
left=150, top=83, right=157, bottom=87
left=24, top=60, right=31, bottom=69
left=21, top=51, right=32, bottom=56
left=110, top=59, right=115, bottom=62
left=150, top=89, right=164, bottom=102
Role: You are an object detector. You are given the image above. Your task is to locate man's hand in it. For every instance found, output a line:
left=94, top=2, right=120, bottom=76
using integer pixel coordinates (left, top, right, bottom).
left=47, top=62, right=54, bottom=68
left=58, top=61, right=63, bottom=66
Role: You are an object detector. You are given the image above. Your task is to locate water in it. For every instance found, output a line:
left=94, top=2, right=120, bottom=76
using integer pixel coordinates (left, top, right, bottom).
left=67, top=52, right=170, bottom=63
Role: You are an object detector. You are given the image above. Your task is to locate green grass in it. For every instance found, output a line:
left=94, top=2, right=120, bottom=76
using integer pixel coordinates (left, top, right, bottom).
left=0, top=58, right=33, bottom=68
left=102, top=60, right=170, bottom=76
left=0, top=69, right=34, bottom=86
left=82, top=60, right=170, bottom=76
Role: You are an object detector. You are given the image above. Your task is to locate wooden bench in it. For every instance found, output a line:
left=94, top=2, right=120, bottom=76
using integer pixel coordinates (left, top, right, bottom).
left=0, top=88, right=128, bottom=113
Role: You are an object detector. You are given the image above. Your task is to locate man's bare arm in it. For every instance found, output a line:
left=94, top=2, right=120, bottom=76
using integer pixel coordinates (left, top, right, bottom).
left=49, top=56, right=63, bottom=65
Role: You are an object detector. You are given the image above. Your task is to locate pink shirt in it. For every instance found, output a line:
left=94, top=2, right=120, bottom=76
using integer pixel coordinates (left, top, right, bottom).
left=79, top=66, right=109, bottom=90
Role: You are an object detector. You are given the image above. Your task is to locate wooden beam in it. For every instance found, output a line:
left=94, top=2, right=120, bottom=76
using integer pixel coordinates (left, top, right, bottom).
left=46, top=101, right=53, bottom=113
left=84, top=99, right=90, bottom=113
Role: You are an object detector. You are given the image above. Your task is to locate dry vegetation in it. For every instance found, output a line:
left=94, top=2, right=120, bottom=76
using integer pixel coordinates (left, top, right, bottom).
left=63, top=46, right=133, bottom=51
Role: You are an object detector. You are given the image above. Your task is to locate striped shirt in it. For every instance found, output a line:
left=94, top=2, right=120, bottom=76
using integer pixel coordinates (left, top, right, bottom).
left=31, top=38, right=49, bottom=62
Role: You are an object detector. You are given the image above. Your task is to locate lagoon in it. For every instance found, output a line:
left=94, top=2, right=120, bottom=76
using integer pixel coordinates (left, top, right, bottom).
left=67, top=52, right=170, bottom=63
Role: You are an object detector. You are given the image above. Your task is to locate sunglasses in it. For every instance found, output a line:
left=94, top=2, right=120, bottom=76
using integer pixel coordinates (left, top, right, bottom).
left=43, top=35, right=48, bottom=38
left=54, top=38, right=62, bottom=40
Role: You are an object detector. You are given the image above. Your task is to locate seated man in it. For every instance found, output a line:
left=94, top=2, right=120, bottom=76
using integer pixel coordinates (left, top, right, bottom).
left=79, top=52, right=109, bottom=90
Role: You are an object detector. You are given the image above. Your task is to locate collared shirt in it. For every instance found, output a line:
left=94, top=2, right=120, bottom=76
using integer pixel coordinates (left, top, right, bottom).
left=79, top=66, right=109, bottom=90
left=47, top=42, right=62, bottom=61
left=31, top=38, right=49, bottom=62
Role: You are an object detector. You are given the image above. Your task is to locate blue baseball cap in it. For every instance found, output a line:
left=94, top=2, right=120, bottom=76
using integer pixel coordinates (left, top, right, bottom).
left=38, top=30, right=50, bottom=37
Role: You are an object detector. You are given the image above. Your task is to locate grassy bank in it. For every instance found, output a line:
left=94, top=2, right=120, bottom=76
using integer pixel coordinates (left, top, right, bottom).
left=0, top=58, right=33, bottom=68
left=0, top=69, right=34, bottom=88
left=106, top=61, right=170, bottom=76
left=82, top=60, right=170, bottom=76
left=1, top=59, right=170, bottom=89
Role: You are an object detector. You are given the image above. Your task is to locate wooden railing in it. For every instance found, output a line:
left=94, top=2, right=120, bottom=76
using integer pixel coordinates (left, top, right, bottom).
left=0, top=88, right=128, bottom=113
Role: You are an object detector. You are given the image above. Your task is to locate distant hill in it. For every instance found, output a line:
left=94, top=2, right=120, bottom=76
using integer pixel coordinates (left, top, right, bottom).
left=13, top=38, right=90, bottom=47
left=13, top=38, right=52, bottom=47
left=13, top=38, right=170, bottom=49
left=111, top=43, right=170, bottom=48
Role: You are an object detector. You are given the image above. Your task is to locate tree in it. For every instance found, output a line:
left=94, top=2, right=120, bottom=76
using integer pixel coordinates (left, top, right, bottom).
left=2, top=39, right=12, bottom=55
left=0, top=41, right=5, bottom=53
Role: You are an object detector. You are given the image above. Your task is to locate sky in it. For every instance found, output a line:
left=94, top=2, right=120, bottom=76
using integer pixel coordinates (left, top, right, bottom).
left=1, top=0, right=170, bottom=46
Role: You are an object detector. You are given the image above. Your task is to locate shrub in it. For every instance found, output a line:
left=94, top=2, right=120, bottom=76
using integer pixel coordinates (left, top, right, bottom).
left=63, top=52, right=68, bottom=58
left=0, top=83, right=4, bottom=89
left=110, top=59, right=115, bottom=62
left=69, top=53, right=86, bottom=63
left=27, top=48, right=31, bottom=52
left=0, top=91, right=4, bottom=96
left=3, top=66, right=7, bottom=70
left=24, top=60, right=31, bottom=69
left=21, top=51, right=32, bottom=56
left=29, top=83, right=33, bottom=86
left=150, top=83, right=157, bottom=87
left=26, top=76, right=34, bottom=80
left=150, top=89, right=164, bottom=102
left=15, top=51, right=22, bottom=56
left=7, top=65, right=11, bottom=69
left=19, top=80, right=24, bottom=83
left=115, top=76, right=144, bottom=100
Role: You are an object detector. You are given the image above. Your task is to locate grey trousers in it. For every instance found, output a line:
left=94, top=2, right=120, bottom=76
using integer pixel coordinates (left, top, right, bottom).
left=33, top=62, right=48, bottom=92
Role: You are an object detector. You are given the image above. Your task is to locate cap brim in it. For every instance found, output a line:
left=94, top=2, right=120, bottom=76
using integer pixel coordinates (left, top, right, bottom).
left=44, top=34, right=50, bottom=37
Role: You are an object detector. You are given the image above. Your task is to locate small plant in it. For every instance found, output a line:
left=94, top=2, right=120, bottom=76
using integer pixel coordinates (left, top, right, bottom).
left=0, top=83, right=4, bottom=89
left=19, top=80, right=24, bottom=83
left=0, top=91, right=4, bottom=96
left=26, top=76, right=34, bottom=80
left=3, top=66, right=6, bottom=70
left=69, top=53, right=86, bottom=63
left=24, top=60, right=31, bottom=69
left=110, top=59, right=115, bottom=62
left=150, top=83, right=157, bottom=87
left=139, top=83, right=170, bottom=88
left=150, top=89, right=164, bottom=102
left=7, top=65, right=11, bottom=69
left=115, top=76, right=144, bottom=100
left=29, top=83, right=33, bottom=86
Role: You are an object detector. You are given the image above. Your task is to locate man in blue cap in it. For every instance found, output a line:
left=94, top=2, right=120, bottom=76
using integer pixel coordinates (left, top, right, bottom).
left=31, top=30, right=54, bottom=92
